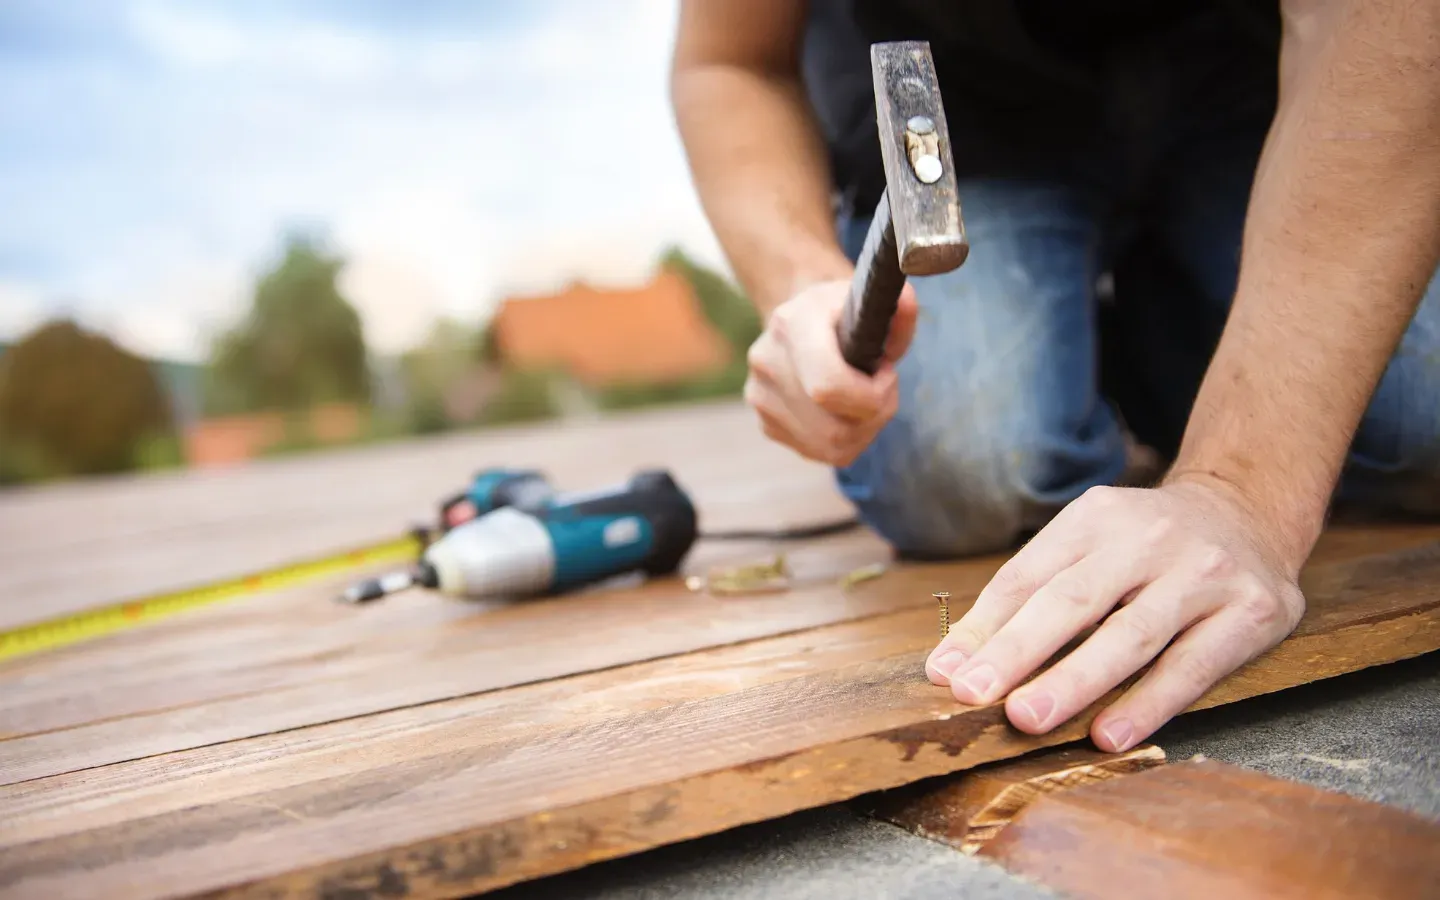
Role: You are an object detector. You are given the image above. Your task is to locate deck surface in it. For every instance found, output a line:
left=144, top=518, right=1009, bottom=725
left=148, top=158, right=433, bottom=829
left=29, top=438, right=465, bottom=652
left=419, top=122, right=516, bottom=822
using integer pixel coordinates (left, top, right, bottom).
left=2, top=401, right=1437, bottom=899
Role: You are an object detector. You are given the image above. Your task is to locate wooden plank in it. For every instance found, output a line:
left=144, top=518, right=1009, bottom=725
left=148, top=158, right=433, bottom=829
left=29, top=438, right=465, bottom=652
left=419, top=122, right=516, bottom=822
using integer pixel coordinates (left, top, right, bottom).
left=0, top=402, right=853, bottom=631
left=0, top=540, right=995, bottom=782
left=979, top=759, right=1440, bottom=899
left=1, top=541, right=1436, bottom=899
left=865, top=744, right=1166, bottom=852
left=0, top=528, right=896, bottom=739
left=0, top=607, right=941, bottom=846
left=4, top=518, right=1430, bottom=754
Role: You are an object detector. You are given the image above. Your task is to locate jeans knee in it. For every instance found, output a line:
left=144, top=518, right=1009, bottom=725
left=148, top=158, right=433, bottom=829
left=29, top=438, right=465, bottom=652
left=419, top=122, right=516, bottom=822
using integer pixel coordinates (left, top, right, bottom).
left=1392, top=433, right=1440, bottom=515
left=836, top=398, right=1128, bottom=559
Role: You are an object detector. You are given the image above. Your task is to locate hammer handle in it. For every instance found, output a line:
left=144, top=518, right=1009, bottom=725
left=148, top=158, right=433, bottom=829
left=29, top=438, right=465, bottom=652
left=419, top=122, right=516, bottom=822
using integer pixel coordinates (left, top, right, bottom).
left=837, top=191, right=905, bottom=375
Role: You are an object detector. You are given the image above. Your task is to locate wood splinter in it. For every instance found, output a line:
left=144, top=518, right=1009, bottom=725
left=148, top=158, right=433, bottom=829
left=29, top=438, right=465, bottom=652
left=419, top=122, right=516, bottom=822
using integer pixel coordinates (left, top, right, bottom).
left=867, top=743, right=1167, bottom=853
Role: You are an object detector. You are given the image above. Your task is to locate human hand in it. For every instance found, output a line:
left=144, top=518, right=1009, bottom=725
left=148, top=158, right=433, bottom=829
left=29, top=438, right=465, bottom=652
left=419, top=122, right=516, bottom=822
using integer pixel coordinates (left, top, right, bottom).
left=744, top=278, right=918, bottom=467
left=924, top=477, right=1308, bottom=751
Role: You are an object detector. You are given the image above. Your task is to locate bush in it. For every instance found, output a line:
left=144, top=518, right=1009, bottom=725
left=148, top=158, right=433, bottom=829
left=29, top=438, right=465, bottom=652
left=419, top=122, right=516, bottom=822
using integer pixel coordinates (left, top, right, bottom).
left=596, top=360, right=748, bottom=412
left=0, top=319, right=177, bottom=483
left=476, top=369, right=562, bottom=426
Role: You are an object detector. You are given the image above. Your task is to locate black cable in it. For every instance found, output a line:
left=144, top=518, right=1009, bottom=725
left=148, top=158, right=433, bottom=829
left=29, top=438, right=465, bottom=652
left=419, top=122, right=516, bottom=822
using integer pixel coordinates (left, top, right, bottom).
left=699, top=517, right=862, bottom=541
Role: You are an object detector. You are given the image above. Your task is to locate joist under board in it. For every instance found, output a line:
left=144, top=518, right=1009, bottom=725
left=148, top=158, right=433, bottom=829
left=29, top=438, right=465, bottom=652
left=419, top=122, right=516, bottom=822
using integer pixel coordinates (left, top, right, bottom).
left=1, top=539, right=1437, bottom=899
left=980, top=759, right=1440, bottom=899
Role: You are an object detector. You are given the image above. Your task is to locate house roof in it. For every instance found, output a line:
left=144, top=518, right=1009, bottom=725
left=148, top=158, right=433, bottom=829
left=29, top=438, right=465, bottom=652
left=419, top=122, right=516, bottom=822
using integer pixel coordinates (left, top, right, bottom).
left=488, top=268, right=732, bottom=387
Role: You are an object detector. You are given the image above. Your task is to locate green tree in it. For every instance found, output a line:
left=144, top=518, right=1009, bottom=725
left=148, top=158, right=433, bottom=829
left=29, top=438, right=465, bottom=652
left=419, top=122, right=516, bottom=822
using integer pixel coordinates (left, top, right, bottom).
left=203, top=234, right=371, bottom=415
left=398, top=316, right=485, bottom=434
left=0, top=318, right=176, bottom=483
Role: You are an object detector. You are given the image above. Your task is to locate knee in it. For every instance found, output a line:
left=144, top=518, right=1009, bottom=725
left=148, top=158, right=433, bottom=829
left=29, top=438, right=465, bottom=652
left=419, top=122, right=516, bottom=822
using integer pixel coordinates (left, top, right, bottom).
left=1393, top=427, right=1440, bottom=515
left=836, top=392, right=1127, bottom=559
left=1345, top=294, right=1440, bottom=515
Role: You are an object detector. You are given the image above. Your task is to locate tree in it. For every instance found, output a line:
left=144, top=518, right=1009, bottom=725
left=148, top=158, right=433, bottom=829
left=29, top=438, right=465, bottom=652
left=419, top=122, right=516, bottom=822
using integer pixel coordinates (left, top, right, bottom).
left=398, top=316, right=486, bottom=433
left=0, top=318, right=175, bottom=482
left=203, top=234, right=371, bottom=415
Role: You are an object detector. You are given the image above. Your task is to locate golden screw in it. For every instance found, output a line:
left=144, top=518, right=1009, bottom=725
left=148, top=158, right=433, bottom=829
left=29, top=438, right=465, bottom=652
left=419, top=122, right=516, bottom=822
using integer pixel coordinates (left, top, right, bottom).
left=934, top=591, right=950, bottom=639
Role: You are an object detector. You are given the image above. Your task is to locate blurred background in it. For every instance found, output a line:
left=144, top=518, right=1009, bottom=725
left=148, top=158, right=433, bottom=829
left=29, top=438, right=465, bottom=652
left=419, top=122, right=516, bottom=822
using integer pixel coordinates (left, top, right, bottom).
left=0, top=0, right=758, bottom=486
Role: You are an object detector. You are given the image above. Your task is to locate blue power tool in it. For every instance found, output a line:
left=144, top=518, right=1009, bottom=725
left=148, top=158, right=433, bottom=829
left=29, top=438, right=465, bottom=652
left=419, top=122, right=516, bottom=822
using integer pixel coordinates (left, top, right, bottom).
left=436, top=468, right=554, bottom=532
left=343, top=469, right=698, bottom=603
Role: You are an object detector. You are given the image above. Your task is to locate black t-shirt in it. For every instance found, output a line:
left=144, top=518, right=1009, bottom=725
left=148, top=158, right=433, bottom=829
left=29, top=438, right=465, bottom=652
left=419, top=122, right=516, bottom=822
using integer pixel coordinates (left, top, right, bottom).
left=801, top=0, right=1281, bottom=218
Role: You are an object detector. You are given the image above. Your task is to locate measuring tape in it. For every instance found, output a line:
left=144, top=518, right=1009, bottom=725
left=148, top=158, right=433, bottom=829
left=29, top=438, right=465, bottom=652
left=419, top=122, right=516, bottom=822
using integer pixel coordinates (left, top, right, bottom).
left=0, top=532, right=423, bottom=664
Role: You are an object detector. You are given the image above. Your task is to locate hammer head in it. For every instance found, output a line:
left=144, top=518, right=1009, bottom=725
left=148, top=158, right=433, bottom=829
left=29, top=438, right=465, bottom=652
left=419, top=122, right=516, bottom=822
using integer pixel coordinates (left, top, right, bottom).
left=870, top=41, right=967, bottom=275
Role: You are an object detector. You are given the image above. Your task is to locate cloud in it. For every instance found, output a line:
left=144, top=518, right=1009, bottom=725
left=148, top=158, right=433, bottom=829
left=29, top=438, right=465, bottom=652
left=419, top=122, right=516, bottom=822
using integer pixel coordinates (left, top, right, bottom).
left=0, top=0, right=730, bottom=362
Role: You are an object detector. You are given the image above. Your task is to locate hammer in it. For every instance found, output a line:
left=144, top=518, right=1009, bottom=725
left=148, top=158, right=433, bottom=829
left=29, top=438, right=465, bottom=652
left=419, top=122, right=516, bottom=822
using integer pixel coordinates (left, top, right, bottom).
left=837, top=41, right=968, bottom=375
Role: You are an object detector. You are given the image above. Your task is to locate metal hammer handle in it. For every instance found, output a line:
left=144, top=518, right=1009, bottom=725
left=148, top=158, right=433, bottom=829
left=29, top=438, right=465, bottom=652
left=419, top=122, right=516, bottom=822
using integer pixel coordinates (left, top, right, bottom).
left=836, top=191, right=903, bottom=376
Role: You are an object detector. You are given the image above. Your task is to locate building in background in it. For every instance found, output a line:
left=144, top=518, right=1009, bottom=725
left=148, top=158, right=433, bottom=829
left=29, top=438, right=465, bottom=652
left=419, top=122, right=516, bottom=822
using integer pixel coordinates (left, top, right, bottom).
left=489, top=268, right=731, bottom=388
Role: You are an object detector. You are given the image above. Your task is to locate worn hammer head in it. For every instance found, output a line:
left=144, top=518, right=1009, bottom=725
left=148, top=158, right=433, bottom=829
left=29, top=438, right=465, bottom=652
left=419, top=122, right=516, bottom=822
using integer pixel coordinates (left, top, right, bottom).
left=870, top=41, right=967, bottom=275
left=836, top=41, right=967, bottom=373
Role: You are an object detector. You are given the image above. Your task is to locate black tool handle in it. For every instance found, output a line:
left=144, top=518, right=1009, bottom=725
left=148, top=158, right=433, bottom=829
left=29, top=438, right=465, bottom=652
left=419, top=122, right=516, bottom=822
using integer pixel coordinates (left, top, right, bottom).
left=836, top=191, right=905, bottom=375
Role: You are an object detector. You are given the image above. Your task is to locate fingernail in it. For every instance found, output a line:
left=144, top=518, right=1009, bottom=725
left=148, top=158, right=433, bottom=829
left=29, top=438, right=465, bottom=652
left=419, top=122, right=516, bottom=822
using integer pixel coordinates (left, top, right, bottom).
left=1100, top=718, right=1134, bottom=751
left=1013, top=690, right=1055, bottom=729
left=956, top=663, right=997, bottom=701
left=929, top=648, right=967, bottom=679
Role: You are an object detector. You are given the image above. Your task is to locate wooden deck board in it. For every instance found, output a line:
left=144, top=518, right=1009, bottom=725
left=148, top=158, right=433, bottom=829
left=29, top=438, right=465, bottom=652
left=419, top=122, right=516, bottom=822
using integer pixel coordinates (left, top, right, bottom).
left=2, top=540, right=1437, bottom=898
left=0, top=403, right=851, bottom=631
left=979, top=759, right=1440, bottom=899
left=3, top=405, right=1439, bottom=899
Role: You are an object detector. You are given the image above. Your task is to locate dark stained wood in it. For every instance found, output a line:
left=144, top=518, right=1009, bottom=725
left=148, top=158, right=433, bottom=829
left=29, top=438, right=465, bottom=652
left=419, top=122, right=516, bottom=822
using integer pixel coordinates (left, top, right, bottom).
left=1, top=541, right=1437, bottom=899
left=980, top=759, right=1440, bottom=900
left=866, top=744, right=1166, bottom=852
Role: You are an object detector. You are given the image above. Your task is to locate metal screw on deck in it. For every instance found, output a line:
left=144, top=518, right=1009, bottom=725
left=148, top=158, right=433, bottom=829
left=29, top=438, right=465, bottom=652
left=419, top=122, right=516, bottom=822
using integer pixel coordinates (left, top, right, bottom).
left=934, top=591, right=950, bottom=639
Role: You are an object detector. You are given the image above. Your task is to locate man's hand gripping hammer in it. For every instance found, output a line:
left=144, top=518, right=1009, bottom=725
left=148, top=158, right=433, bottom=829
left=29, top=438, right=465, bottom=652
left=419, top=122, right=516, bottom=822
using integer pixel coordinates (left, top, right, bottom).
left=837, top=41, right=968, bottom=374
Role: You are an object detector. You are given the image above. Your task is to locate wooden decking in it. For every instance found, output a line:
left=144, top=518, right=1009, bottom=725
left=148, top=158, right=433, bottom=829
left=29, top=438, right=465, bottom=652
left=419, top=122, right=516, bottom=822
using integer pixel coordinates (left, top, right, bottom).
left=2, top=401, right=1437, bottom=898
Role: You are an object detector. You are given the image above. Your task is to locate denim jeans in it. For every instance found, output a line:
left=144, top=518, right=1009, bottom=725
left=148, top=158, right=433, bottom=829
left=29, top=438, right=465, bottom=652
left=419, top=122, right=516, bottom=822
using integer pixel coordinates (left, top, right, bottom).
left=832, top=34, right=1440, bottom=559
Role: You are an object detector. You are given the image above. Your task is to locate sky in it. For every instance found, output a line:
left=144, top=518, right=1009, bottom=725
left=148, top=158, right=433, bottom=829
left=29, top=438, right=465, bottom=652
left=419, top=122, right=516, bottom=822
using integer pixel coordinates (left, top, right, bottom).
left=0, top=0, right=727, bottom=361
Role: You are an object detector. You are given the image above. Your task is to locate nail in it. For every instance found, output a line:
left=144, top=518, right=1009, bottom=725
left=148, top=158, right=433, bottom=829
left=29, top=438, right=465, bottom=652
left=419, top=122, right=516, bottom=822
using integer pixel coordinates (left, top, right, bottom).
left=1013, top=690, right=1055, bottom=729
left=929, top=648, right=967, bottom=679
left=1100, top=717, right=1135, bottom=751
left=956, top=663, right=997, bottom=701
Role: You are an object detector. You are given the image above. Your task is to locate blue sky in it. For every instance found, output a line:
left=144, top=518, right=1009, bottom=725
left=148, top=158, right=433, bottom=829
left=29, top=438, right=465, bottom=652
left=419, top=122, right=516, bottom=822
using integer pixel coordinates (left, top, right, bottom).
left=0, top=0, right=721, bottom=360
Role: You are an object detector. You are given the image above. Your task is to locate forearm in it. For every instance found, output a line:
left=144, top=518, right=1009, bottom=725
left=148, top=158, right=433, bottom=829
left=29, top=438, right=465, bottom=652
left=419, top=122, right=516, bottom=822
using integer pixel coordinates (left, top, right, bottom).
left=671, top=57, right=850, bottom=316
left=1169, top=0, right=1440, bottom=568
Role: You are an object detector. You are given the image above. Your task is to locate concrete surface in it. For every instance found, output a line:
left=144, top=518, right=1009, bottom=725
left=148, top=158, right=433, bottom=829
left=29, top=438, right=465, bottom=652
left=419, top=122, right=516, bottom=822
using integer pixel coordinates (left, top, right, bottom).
left=489, top=651, right=1440, bottom=899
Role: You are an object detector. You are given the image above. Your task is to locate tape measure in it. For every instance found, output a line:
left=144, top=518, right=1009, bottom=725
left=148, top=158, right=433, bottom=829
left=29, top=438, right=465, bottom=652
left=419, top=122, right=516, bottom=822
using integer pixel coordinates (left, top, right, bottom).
left=0, top=533, right=423, bottom=664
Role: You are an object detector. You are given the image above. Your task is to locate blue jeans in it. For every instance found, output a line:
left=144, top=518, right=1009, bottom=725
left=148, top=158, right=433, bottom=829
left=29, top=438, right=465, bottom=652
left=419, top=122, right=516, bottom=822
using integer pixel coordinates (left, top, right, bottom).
left=833, top=50, right=1440, bottom=559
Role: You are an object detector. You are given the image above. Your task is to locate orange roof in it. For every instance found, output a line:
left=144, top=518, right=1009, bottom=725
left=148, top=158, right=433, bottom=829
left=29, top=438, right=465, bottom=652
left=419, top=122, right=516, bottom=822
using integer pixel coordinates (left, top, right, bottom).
left=489, top=268, right=731, bottom=387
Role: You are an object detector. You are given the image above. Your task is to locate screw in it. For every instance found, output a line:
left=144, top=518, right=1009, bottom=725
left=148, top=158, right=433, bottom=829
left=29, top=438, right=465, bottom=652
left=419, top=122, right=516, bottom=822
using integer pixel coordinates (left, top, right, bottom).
left=907, top=115, right=935, bottom=135
left=934, top=591, right=950, bottom=639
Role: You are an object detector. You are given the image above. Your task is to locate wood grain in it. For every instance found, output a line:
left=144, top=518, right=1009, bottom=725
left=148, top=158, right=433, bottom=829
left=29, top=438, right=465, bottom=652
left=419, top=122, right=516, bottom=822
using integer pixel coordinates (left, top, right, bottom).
left=0, top=402, right=853, bottom=631
left=866, top=744, right=1166, bottom=852
left=0, top=540, right=1005, bottom=783
left=0, top=529, right=901, bottom=739
left=980, top=759, right=1440, bottom=899
left=2, top=541, right=1437, bottom=899
left=3, top=515, right=1428, bottom=748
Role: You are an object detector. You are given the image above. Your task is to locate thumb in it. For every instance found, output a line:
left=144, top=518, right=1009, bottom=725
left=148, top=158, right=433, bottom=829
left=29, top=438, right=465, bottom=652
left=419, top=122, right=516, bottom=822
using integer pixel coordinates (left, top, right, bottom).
left=883, top=283, right=920, bottom=363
